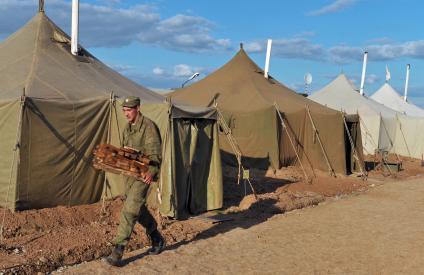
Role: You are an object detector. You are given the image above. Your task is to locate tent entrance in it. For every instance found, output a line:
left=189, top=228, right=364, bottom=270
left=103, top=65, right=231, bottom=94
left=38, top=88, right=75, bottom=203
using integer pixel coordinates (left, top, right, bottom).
left=343, top=115, right=365, bottom=176
left=172, top=118, right=216, bottom=219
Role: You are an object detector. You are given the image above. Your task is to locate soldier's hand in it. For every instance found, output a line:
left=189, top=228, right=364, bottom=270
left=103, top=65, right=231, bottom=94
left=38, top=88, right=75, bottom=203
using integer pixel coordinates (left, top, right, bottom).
left=143, top=172, right=153, bottom=184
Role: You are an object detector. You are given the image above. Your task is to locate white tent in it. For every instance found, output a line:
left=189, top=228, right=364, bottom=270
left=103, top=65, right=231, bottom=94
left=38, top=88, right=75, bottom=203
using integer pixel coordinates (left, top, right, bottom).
left=371, top=83, right=424, bottom=117
left=309, top=74, right=423, bottom=158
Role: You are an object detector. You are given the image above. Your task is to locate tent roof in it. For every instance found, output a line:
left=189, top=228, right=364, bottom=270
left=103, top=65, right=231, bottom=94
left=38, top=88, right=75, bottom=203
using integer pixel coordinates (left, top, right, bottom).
left=0, top=12, right=163, bottom=103
left=371, top=83, right=424, bottom=117
left=309, top=74, right=400, bottom=117
left=171, top=48, right=337, bottom=115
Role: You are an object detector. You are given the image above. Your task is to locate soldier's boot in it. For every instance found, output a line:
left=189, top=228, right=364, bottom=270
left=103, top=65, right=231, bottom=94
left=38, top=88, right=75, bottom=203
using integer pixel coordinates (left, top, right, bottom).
left=105, top=244, right=125, bottom=266
left=148, top=230, right=165, bottom=255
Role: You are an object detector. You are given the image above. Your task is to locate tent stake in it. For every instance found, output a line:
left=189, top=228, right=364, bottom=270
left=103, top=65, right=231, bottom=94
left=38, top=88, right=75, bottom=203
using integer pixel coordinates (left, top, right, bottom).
left=341, top=113, right=367, bottom=180
left=306, top=106, right=336, bottom=177
left=274, top=103, right=311, bottom=183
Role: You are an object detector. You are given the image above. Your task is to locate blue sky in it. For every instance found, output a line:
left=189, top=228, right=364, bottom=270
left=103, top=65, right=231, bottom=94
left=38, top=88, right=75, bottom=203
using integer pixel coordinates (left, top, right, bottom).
left=1, top=0, right=424, bottom=107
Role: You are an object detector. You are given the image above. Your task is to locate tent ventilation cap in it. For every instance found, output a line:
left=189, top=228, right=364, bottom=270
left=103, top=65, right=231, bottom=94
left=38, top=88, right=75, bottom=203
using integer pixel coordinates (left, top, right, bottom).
left=39, top=0, right=44, bottom=12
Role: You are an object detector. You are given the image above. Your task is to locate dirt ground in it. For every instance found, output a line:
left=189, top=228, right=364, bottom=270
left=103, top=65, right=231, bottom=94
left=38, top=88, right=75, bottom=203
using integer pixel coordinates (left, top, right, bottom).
left=0, top=157, right=423, bottom=274
left=58, top=176, right=424, bottom=274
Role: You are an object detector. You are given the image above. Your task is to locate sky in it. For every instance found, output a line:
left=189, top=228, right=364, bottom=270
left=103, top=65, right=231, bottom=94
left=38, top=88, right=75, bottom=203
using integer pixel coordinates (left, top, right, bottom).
left=1, top=0, right=424, bottom=107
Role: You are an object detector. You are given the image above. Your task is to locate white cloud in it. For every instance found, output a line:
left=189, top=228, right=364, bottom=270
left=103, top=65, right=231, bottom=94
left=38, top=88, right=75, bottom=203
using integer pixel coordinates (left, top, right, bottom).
left=273, top=38, right=325, bottom=60
left=243, top=36, right=424, bottom=64
left=244, top=38, right=325, bottom=61
left=347, top=74, right=381, bottom=87
left=114, top=64, right=211, bottom=89
left=307, top=0, right=358, bottom=16
left=328, top=45, right=363, bottom=63
left=137, top=14, right=232, bottom=52
left=329, top=40, right=424, bottom=63
left=107, top=63, right=134, bottom=73
left=153, top=67, right=165, bottom=76
left=365, top=74, right=380, bottom=85
left=174, top=64, right=196, bottom=77
left=0, top=0, right=231, bottom=52
left=244, top=41, right=264, bottom=53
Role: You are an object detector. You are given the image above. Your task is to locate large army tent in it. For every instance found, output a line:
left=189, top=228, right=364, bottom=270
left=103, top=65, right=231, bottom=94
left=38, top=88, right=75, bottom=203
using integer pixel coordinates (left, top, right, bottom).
left=371, top=83, right=424, bottom=117
left=309, top=74, right=424, bottom=159
left=371, top=83, right=424, bottom=159
left=0, top=10, right=222, bottom=217
left=170, top=48, right=364, bottom=176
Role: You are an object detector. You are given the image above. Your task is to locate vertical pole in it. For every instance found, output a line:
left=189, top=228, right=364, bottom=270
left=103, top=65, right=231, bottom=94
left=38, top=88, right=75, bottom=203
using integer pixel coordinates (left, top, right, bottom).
left=360, top=51, right=368, bottom=96
left=264, top=39, right=272, bottom=79
left=71, top=0, right=80, bottom=56
left=404, top=64, right=410, bottom=102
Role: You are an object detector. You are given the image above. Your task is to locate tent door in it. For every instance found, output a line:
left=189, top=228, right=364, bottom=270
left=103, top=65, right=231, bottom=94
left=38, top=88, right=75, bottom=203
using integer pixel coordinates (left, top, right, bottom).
left=345, top=121, right=360, bottom=174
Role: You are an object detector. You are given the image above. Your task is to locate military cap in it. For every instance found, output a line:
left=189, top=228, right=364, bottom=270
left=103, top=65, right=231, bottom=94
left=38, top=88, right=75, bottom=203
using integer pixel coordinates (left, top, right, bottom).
left=122, top=96, right=140, bottom=108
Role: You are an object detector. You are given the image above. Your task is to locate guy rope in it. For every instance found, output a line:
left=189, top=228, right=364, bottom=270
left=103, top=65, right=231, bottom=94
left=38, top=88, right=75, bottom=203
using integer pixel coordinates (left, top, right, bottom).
left=215, top=106, right=257, bottom=199
left=306, top=105, right=336, bottom=177
left=274, top=102, right=311, bottom=183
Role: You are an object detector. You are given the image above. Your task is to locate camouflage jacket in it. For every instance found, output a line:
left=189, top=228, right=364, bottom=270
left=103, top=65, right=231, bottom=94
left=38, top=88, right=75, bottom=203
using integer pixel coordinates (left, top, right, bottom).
left=122, top=112, right=162, bottom=177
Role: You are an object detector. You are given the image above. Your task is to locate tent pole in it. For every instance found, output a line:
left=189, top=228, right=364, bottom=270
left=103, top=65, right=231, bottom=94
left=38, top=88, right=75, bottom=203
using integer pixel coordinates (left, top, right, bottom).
left=306, top=106, right=336, bottom=177
left=377, top=113, right=399, bottom=175
left=215, top=107, right=257, bottom=199
left=99, top=93, right=114, bottom=219
left=404, top=64, right=410, bottom=102
left=274, top=103, right=311, bottom=183
left=358, top=116, right=378, bottom=153
left=379, top=113, right=401, bottom=163
left=1, top=92, right=26, bottom=241
left=341, top=114, right=367, bottom=180
left=395, top=114, right=411, bottom=158
left=113, top=97, right=122, bottom=147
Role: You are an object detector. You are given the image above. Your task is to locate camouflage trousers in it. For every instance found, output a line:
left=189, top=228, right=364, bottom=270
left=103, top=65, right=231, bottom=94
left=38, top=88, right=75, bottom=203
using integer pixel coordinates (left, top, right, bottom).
left=114, top=179, right=157, bottom=246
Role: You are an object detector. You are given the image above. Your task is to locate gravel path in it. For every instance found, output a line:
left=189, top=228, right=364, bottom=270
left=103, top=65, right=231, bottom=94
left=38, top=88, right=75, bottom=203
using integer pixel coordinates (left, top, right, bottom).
left=58, top=177, right=424, bottom=274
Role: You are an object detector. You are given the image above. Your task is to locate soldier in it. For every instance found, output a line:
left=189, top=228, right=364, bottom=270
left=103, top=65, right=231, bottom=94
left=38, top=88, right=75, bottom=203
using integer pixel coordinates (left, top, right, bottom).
left=106, top=96, right=165, bottom=267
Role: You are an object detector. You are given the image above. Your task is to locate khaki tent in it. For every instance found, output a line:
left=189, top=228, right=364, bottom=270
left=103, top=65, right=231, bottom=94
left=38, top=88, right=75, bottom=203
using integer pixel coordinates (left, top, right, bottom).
left=0, top=11, right=222, bottom=217
left=170, top=48, right=363, bottom=175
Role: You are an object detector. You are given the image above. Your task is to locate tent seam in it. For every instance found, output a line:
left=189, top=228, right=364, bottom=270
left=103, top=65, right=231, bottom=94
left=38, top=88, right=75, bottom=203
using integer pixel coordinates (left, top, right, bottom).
left=24, top=13, right=42, bottom=95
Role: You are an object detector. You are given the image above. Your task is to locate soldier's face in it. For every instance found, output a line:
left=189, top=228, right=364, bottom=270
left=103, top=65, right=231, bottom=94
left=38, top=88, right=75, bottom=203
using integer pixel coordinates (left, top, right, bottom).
left=122, top=106, right=140, bottom=123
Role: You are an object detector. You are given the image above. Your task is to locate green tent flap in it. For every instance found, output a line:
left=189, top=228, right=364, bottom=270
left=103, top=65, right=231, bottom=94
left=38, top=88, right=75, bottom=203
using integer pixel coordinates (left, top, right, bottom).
left=0, top=100, right=21, bottom=209
left=16, top=97, right=110, bottom=210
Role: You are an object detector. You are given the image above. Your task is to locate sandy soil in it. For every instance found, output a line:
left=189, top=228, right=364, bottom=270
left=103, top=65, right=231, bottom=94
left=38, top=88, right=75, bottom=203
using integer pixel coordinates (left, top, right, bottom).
left=0, top=158, right=422, bottom=274
left=56, top=176, right=424, bottom=274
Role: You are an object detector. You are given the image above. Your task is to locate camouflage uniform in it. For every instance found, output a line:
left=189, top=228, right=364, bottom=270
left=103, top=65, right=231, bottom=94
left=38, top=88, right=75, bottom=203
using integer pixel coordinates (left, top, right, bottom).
left=114, top=112, right=162, bottom=247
